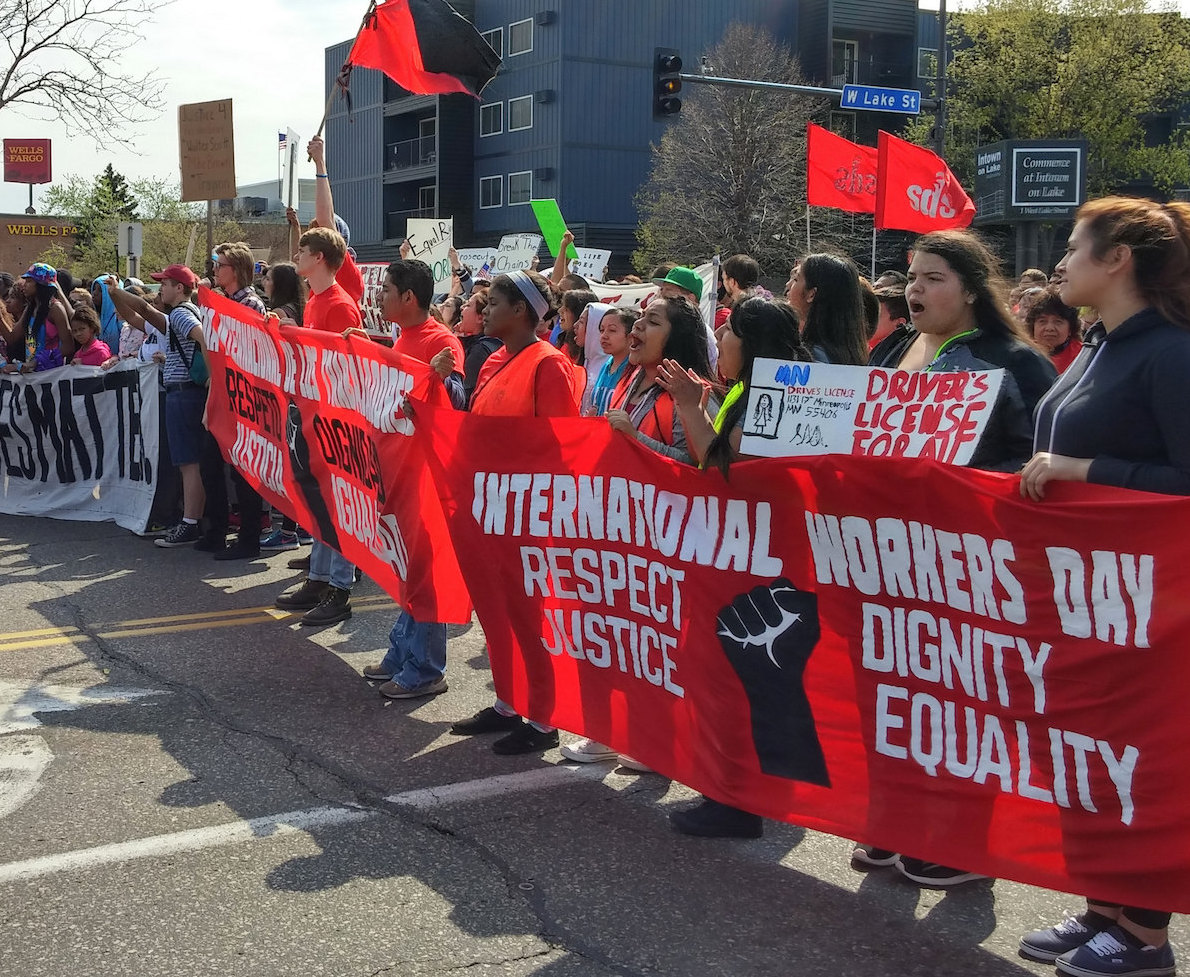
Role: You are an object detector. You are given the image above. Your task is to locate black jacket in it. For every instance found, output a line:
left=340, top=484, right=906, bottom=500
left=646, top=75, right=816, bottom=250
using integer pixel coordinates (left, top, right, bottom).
left=870, top=326, right=1057, bottom=472
left=1033, top=307, right=1190, bottom=496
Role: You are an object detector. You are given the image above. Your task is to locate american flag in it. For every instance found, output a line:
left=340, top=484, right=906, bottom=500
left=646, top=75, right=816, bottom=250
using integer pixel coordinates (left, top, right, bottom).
left=278, top=132, right=287, bottom=151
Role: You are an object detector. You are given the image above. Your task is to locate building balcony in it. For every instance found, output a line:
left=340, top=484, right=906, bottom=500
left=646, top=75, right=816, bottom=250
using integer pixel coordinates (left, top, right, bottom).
left=831, top=59, right=914, bottom=88
left=387, top=136, right=437, bottom=172
left=386, top=208, right=436, bottom=239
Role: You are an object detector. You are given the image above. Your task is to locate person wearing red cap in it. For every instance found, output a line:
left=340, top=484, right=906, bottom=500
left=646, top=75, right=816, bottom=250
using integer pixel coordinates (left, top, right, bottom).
left=108, top=265, right=211, bottom=548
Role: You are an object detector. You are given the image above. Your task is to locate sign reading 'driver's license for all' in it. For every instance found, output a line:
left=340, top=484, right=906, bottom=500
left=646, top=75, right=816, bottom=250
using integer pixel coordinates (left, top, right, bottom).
left=741, top=358, right=1004, bottom=464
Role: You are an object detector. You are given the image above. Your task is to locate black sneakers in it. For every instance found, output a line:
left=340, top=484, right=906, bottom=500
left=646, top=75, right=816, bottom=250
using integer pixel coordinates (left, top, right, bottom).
left=669, top=798, right=764, bottom=839
left=154, top=522, right=202, bottom=548
left=275, top=580, right=331, bottom=611
left=896, top=857, right=987, bottom=887
left=450, top=706, right=522, bottom=736
left=300, top=586, right=352, bottom=626
left=492, top=723, right=559, bottom=755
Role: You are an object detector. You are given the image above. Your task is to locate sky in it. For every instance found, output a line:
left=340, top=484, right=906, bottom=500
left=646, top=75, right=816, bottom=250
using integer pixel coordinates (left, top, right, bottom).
left=3, top=0, right=1189, bottom=216
left=0, top=0, right=362, bottom=215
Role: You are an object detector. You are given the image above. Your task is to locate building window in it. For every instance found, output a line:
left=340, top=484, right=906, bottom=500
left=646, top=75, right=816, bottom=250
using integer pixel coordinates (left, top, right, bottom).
left=508, top=95, right=533, bottom=132
left=918, top=48, right=938, bottom=78
left=509, top=18, right=533, bottom=56
left=418, top=186, right=436, bottom=212
left=509, top=170, right=532, bottom=206
left=480, top=176, right=502, bottom=209
left=481, top=27, right=503, bottom=59
left=830, top=111, right=857, bottom=141
left=480, top=102, right=503, bottom=137
left=831, top=39, right=858, bottom=86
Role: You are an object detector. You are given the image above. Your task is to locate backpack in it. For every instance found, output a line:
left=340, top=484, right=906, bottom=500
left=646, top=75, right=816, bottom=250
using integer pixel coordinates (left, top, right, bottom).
left=168, top=302, right=209, bottom=387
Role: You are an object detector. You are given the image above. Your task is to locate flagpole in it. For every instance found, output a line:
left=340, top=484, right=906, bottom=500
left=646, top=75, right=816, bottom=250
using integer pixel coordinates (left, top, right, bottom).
left=806, top=205, right=811, bottom=253
left=314, top=0, right=379, bottom=141
left=871, top=223, right=877, bottom=279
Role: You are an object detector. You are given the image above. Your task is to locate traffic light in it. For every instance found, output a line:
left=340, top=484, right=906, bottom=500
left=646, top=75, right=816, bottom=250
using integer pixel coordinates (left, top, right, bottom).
left=654, top=48, right=683, bottom=119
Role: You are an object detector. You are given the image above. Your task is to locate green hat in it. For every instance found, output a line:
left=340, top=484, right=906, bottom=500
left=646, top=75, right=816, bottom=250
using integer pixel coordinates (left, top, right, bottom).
left=652, top=266, right=703, bottom=302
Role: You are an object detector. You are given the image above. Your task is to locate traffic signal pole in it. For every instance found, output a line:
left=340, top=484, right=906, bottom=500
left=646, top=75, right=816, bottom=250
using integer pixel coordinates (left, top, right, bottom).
left=676, top=72, right=940, bottom=113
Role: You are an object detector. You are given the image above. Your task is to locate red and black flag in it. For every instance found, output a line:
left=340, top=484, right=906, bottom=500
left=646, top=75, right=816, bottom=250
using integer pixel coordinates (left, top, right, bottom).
left=344, top=0, right=501, bottom=98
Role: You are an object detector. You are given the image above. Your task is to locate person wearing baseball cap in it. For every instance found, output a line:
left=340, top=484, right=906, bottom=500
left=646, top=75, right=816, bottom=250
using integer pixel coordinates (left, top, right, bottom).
left=110, top=265, right=211, bottom=548
left=13, top=262, right=73, bottom=370
left=650, top=265, right=718, bottom=369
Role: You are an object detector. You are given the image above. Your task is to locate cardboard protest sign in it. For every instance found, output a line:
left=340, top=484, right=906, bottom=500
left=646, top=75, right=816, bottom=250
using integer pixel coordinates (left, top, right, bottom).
left=405, top=218, right=454, bottom=293
left=490, top=233, right=542, bottom=274
left=530, top=198, right=579, bottom=260
left=571, top=248, right=611, bottom=282
left=179, top=99, right=236, bottom=202
left=741, top=359, right=1004, bottom=465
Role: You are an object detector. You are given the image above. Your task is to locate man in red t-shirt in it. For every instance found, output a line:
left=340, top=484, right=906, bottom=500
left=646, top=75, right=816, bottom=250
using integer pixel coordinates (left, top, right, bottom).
left=358, top=258, right=465, bottom=702
left=273, top=224, right=363, bottom=628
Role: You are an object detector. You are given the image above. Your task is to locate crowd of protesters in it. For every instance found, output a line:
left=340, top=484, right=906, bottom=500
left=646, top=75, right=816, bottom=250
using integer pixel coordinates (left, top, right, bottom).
left=0, top=130, right=1186, bottom=977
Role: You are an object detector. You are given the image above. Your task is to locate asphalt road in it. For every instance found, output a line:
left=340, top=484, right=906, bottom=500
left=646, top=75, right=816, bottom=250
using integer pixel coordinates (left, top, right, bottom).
left=0, top=513, right=1182, bottom=977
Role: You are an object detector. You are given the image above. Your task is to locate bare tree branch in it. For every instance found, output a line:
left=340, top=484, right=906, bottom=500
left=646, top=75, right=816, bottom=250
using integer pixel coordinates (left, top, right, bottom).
left=0, top=0, right=167, bottom=142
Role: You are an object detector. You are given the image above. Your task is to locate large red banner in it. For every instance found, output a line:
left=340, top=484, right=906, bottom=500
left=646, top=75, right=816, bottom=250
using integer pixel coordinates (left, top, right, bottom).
left=412, top=400, right=1190, bottom=912
left=200, top=287, right=470, bottom=624
left=3, top=139, right=52, bottom=184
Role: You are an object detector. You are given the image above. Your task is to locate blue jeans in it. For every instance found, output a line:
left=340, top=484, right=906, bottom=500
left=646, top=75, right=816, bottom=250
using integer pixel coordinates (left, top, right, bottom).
left=380, top=610, right=446, bottom=689
left=309, top=540, right=354, bottom=590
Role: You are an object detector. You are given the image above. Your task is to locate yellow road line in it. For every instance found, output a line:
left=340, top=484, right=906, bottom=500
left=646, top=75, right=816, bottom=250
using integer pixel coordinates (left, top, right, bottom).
left=0, top=595, right=398, bottom=651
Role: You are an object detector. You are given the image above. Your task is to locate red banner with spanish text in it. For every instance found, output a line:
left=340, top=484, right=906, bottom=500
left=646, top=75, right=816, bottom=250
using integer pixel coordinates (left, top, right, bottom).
left=806, top=123, right=877, bottom=214
left=199, top=287, right=470, bottom=624
left=413, top=399, right=1190, bottom=912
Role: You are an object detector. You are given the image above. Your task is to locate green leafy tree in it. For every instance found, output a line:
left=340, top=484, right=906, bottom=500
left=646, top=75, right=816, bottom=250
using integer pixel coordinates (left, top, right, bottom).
left=38, top=172, right=244, bottom=278
left=906, top=0, right=1190, bottom=195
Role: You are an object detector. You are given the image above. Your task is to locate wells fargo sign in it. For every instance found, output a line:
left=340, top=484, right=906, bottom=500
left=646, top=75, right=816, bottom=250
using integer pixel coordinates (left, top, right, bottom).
left=4, top=222, right=78, bottom=237
left=3, top=140, right=52, bottom=184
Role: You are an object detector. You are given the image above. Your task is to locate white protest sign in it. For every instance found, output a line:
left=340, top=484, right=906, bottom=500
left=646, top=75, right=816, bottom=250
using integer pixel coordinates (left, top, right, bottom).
left=456, top=247, right=496, bottom=278
left=280, top=127, right=299, bottom=209
left=358, top=262, right=388, bottom=332
left=740, top=358, right=1005, bottom=465
left=570, top=248, right=611, bottom=282
left=587, top=260, right=716, bottom=311
left=0, top=362, right=159, bottom=532
left=405, top=217, right=454, bottom=292
left=490, top=233, right=542, bottom=274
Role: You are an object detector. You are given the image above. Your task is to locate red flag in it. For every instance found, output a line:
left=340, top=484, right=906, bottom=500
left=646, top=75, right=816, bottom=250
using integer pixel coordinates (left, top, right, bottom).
left=874, top=130, right=975, bottom=232
left=806, top=123, right=877, bottom=214
left=346, top=0, right=501, bottom=99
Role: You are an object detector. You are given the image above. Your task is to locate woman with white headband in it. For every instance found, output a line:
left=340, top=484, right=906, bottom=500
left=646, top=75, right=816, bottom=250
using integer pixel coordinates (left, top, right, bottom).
left=451, top=269, right=584, bottom=756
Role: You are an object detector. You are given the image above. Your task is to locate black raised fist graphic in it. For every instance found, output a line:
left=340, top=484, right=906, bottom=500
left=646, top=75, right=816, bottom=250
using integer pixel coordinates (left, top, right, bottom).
left=716, top=578, right=830, bottom=786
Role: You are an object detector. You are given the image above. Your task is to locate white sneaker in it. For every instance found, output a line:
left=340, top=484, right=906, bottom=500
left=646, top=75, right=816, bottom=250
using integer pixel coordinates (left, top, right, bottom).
left=560, top=737, right=618, bottom=763
left=616, top=755, right=654, bottom=773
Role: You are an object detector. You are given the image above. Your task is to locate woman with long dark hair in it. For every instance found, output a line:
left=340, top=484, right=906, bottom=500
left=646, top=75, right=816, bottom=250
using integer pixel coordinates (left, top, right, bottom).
left=264, top=261, right=306, bottom=326
left=1018, top=197, right=1190, bottom=976
left=870, top=230, right=1056, bottom=473
left=786, top=253, right=869, bottom=366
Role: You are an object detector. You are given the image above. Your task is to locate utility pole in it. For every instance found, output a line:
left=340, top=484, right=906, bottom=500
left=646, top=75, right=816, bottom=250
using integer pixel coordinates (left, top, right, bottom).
left=932, top=0, right=948, bottom=157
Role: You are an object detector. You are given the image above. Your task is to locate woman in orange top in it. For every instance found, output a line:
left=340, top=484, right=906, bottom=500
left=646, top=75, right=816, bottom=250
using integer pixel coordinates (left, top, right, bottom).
left=452, top=270, right=582, bottom=757
left=469, top=270, right=584, bottom=418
